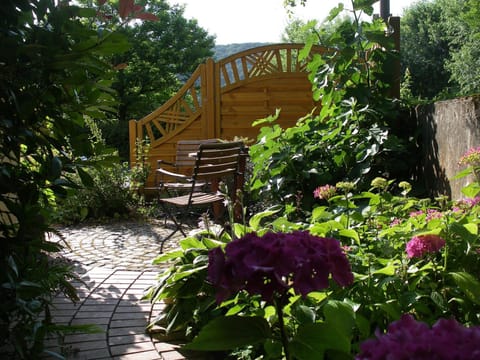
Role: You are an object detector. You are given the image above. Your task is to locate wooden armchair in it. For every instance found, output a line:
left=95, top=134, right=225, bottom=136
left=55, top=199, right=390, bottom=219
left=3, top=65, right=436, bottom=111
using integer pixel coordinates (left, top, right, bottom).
left=155, top=139, right=220, bottom=196
left=157, top=141, right=245, bottom=251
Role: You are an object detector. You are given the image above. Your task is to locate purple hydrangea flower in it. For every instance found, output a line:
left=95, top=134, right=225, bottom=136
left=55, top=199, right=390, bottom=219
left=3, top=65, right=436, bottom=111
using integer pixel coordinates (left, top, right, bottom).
left=207, top=231, right=354, bottom=303
left=406, top=235, right=445, bottom=258
left=356, top=314, right=480, bottom=360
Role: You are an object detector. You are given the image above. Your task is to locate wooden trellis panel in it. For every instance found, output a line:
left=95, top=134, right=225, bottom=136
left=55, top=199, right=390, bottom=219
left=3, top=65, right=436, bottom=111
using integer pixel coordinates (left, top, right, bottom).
left=129, top=44, right=327, bottom=188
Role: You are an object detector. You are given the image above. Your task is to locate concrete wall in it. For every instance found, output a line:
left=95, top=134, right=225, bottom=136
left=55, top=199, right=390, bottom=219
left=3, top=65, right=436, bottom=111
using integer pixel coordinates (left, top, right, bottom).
left=417, top=96, right=480, bottom=200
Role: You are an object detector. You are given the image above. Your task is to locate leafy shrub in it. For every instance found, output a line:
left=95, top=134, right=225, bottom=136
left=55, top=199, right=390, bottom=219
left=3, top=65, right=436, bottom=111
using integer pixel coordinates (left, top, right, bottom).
left=53, top=163, right=138, bottom=224
left=0, top=0, right=156, bottom=357
left=148, top=148, right=480, bottom=359
left=249, top=2, right=417, bottom=216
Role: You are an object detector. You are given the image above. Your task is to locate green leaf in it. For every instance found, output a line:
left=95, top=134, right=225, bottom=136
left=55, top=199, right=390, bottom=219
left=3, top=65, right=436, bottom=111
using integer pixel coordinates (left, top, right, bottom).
left=7, top=256, right=18, bottom=277
left=252, top=109, right=281, bottom=127
left=352, top=0, right=376, bottom=15
left=77, top=167, right=94, bottom=187
left=430, top=291, right=446, bottom=310
left=450, top=271, right=480, bottom=305
left=248, top=206, right=281, bottom=230
left=152, top=250, right=183, bottom=264
left=184, top=316, right=271, bottom=351
left=292, top=304, right=316, bottom=325
left=233, top=223, right=249, bottom=238
left=327, top=4, right=344, bottom=21
left=202, top=237, right=227, bottom=249
left=323, top=300, right=355, bottom=339
left=339, top=229, right=360, bottom=245
left=452, top=167, right=473, bottom=180
left=171, top=265, right=207, bottom=282
left=461, top=182, right=480, bottom=198
left=180, top=237, right=206, bottom=250
left=463, top=223, right=478, bottom=235
left=77, top=7, right=97, bottom=18
left=50, top=156, right=63, bottom=179
left=372, top=260, right=399, bottom=276
left=290, top=322, right=351, bottom=360
left=450, top=222, right=477, bottom=242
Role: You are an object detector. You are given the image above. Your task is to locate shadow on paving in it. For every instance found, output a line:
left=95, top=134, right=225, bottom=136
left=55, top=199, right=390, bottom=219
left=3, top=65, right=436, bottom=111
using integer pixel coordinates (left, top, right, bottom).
left=43, top=259, right=166, bottom=359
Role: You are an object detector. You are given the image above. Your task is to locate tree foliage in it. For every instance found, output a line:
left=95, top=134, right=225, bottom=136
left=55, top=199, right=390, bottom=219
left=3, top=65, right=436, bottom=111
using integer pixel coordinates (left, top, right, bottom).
left=101, top=0, right=215, bottom=160
left=401, top=0, right=480, bottom=100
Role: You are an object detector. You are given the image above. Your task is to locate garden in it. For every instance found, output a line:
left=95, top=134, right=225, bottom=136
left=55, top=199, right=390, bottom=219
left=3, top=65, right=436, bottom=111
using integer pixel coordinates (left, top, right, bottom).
left=1, top=0, right=480, bottom=359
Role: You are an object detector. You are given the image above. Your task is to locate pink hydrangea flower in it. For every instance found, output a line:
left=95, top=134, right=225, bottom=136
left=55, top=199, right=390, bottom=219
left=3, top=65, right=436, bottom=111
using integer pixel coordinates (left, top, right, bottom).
left=356, top=314, right=480, bottom=360
left=457, top=196, right=480, bottom=208
left=208, top=231, right=354, bottom=303
left=426, top=209, right=443, bottom=221
left=390, top=218, right=401, bottom=226
left=406, top=234, right=446, bottom=258
left=313, top=184, right=336, bottom=200
left=459, top=146, right=480, bottom=166
left=409, top=210, right=424, bottom=218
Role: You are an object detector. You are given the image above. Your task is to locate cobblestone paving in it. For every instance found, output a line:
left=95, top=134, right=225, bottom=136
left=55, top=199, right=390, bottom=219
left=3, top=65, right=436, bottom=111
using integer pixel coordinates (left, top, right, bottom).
left=52, top=219, right=183, bottom=271
left=43, top=219, right=198, bottom=360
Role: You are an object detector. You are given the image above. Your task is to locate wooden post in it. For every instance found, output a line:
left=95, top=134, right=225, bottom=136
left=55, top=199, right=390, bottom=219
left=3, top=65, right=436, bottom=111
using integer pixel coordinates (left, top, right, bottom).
left=204, top=58, right=216, bottom=139
left=128, top=119, right=137, bottom=165
left=380, top=0, right=390, bottom=22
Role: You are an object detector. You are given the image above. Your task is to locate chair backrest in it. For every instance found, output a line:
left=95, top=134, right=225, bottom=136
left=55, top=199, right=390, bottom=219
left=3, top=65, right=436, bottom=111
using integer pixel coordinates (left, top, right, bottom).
left=192, top=141, right=244, bottom=183
left=174, top=139, right=220, bottom=168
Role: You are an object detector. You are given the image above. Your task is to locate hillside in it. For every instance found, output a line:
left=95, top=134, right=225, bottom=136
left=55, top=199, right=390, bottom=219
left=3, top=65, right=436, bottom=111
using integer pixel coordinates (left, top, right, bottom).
left=213, top=42, right=271, bottom=60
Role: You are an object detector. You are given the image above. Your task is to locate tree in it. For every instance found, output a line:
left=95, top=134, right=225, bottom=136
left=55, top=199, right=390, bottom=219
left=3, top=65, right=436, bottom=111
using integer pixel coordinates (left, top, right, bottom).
left=103, top=0, right=215, bottom=160
left=281, top=15, right=353, bottom=46
left=443, top=0, right=480, bottom=95
left=400, top=0, right=452, bottom=99
left=401, top=0, right=480, bottom=100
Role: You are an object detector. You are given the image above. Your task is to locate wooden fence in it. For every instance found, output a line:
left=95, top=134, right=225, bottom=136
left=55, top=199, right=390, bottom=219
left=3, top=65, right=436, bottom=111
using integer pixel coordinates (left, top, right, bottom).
left=129, top=43, right=327, bottom=188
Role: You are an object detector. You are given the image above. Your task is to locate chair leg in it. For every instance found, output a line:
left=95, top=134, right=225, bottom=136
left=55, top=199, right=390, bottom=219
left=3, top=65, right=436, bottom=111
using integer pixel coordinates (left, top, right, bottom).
left=158, top=202, right=187, bottom=252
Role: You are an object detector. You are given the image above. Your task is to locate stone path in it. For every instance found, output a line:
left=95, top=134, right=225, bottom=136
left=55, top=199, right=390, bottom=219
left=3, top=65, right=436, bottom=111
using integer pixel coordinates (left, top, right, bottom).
left=43, top=220, right=202, bottom=360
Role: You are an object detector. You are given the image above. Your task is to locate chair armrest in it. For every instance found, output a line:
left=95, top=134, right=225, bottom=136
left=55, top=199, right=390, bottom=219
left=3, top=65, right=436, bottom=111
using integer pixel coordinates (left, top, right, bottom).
left=156, top=168, right=191, bottom=181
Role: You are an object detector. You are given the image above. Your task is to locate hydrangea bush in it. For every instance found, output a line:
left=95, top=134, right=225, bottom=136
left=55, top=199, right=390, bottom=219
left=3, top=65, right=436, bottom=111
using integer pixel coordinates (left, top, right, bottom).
left=357, top=314, right=480, bottom=360
left=166, top=147, right=480, bottom=359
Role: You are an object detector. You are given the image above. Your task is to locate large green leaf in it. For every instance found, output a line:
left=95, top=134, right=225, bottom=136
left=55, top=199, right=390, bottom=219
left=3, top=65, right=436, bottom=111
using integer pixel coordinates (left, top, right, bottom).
left=290, top=322, right=351, bottom=360
left=461, top=182, right=480, bottom=198
left=248, top=206, right=281, bottom=230
left=339, top=229, right=360, bottom=245
left=327, top=4, right=345, bottom=21
left=323, top=300, right=355, bottom=340
left=450, top=271, right=480, bottom=305
left=184, top=316, right=271, bottom=351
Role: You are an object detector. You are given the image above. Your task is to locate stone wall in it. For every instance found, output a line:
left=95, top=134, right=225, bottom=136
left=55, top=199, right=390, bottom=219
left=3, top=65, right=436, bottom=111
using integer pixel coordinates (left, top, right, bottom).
left=417, top=96, right=480, bottom=200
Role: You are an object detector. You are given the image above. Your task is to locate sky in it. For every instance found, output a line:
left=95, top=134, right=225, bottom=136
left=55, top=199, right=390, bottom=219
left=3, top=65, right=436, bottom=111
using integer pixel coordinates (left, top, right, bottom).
left=166, top=0, right=419, bottom=45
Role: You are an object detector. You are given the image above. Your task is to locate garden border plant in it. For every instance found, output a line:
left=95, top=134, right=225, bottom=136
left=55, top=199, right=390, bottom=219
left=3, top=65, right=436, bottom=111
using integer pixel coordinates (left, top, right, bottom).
left=147, top=146, right=480, bottom=359
left=0, top=0, right=157, bottom=357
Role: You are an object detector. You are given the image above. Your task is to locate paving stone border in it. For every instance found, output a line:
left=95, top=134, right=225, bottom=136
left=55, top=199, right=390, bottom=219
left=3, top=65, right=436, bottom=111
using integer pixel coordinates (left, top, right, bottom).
left=42, top=220, right=197, bottom=360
